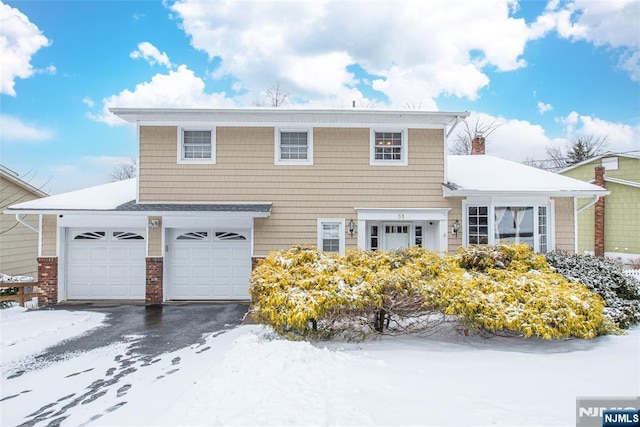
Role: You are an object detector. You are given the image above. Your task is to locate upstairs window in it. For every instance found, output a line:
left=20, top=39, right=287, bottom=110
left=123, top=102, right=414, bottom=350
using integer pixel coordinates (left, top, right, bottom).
left=371, top=130, right=407, bottom=165
left=276, top=129, right=313, bottom=165
left=179, top=128, right=215, bottom=164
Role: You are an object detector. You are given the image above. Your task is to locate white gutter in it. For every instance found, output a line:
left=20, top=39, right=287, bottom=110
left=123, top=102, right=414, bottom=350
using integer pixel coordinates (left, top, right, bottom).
left=576, top=195, right=600, bottom=213
left=15, top=214, right=39, bottom=232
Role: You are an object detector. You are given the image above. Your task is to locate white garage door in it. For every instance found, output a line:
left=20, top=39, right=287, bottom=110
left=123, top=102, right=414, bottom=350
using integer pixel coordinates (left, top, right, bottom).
left=67, top=229, right=146, bottom=300
left=168, top=229, right=251, bottom=300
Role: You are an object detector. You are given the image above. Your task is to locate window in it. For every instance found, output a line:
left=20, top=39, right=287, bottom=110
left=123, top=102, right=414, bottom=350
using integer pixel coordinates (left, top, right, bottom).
left=276, top=129, right=313, bottom=165
left=370, top=225, right=379, bottom=251
left=602, top=157, right=618, bottom=170
left=468, top=206, right=489, bottom=245
left=370, top=130, right=407, bottom=165
left=178, top=128, right=215, bottom=163
left=317, top=219, right=345, bottom=255
left=466, top=204, right=551, bottom=252
left=415, top=226, right=423, bottom=247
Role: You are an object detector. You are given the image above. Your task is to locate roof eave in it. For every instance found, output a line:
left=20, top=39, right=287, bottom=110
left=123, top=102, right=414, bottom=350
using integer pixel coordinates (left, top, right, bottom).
left=442, top=189, right=610, bottom=198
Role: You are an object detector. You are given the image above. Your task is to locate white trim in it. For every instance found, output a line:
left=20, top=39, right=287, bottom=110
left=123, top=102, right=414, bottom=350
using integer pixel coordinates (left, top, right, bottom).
left=354, top=208, right=450, bottom=221
left=370, top=128, right=408, bottom=166
left=461, top=201, right=553, bottom=252
left=38, top=214, right=43, bottom=257
left=604, top=176, right=640, bottom=188
left=136, top=123, right=140, bottom=204
left=57, top=214, right=147, bottom=228
left=317, top=218, right=346, bottom=255
left=177, top=127, right=216, bottom=164
left=58, top=227, right=66, bottom=302
left=162, top=216, right=253, bottom=229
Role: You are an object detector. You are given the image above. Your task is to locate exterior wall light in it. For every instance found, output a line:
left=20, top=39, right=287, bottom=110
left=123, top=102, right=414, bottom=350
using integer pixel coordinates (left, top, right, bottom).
left=148, top=219, right=159, bottom=229
left=451, top=220, right=460, bottom=237
left=348, top=219, right=355, bottom=237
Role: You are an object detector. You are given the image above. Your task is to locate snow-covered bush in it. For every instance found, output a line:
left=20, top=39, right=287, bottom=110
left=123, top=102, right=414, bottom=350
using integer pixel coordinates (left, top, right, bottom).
left=250, top=244, right=609, bottom=340
left=545, top=251, right=640, bottom=328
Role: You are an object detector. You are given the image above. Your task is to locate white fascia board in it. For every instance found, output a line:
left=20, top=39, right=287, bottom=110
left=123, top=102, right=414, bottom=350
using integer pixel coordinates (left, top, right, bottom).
left=135, top=120, right=451, bottom=130
left=605, top=176, right=640, bottom=188
left=162, top=216, right=254, bottom=229
left=442, top=190, right=610, bottom=198
left=4, top=209, right=271, bottom=218
left=58, top=214, right=146, bottom=228
left=354, top=207, right=451, bottom=221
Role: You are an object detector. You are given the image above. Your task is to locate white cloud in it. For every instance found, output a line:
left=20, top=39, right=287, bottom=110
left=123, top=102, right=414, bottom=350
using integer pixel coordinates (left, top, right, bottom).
left=130, top=41, right=172, bottom=68
left=530, top=0, right=640, bottom=80
left=558, top=111, right=640, bottom=154
left=537, top=101, right=553, bottom=114
left=0, top=115, right=52, bottom=142
left=169, top=0, right=531, bottom=107
left=82, top=97, right=95, bottom=108
left=0, top=2, right=51, bottom=96
left=89, top=65, right=236, bottom=125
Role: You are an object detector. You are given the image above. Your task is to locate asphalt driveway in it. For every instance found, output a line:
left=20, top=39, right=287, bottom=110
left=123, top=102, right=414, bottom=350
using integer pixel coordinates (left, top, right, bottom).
left=3, top=302, right=250, bottom=427
left=27, top=302, right=250, bottom=368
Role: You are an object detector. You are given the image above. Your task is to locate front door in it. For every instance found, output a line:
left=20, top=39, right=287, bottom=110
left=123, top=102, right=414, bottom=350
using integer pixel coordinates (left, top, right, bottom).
left=382, top=223, right=410, bottom=250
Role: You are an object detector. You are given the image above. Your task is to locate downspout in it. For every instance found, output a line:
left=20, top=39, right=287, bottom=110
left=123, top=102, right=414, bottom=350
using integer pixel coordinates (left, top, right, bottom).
left=446, top=115, right=465, bottom=139
left=15, top=213, right=39, bottom=233
left=573, top=194, right=600, bottom=254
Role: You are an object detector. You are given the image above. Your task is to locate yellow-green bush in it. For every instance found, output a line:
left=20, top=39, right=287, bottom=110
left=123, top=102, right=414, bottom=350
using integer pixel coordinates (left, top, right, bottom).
left=249, top=244, right=608, bottom=340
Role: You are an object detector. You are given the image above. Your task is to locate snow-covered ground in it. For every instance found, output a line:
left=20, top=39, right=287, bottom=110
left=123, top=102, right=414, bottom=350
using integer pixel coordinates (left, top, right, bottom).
left=1, top=306, right=638, bottom=426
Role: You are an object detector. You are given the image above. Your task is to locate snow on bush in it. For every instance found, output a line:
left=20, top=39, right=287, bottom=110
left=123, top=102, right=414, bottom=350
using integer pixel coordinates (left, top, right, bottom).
left=249, top=244, right=608, bottom=340
left=544, top=251, right=640, bottom=328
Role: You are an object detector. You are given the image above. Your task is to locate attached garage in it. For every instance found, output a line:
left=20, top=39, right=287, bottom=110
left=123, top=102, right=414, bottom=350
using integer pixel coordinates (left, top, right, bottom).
left=167, top=228, right=252, bottom=300
left=66, top=228, right=146, bottom=300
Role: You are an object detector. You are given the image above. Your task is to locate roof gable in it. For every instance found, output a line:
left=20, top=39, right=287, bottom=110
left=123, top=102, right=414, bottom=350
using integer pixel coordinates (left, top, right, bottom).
left=0, top=165, right=48, bottom=198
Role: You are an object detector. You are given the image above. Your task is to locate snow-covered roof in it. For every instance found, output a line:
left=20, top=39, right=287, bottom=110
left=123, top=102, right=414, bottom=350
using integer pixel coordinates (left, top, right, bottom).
left=5, top=178, right=272, bottom=216
left=110, top=108, right=469, bottom=127
left=6, top=178, right=136, bottom=212
left=445, top=155, right=609, bottom=197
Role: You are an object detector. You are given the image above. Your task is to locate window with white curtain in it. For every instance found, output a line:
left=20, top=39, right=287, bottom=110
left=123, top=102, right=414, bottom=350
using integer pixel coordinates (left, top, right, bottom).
left=466, top=204, right=550, bottom=253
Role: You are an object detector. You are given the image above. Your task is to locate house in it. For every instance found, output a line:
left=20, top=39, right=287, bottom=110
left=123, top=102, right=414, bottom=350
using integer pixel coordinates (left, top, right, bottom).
left=559, top=152, right=640, bottom=263
left=4, top=108, right=608, bottom=306
left=1, top=165, right=48, bottom=278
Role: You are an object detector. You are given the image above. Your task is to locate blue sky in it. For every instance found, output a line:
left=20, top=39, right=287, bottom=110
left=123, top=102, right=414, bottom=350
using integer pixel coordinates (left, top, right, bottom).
left=1, top=0, right=639, bottom=194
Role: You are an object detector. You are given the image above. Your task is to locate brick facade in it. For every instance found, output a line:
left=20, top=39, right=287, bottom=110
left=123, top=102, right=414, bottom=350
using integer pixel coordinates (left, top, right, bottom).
left=251, top=257, right=264, bottom=270
left=146, top=257, right=163, bottom=305
left=594, top=166, right=606, bottom=257
left=37, top=257, right=58, bottom=306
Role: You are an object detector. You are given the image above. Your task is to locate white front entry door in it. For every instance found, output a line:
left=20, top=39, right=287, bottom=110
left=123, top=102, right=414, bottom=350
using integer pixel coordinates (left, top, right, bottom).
left=382, top=223, right=410, bottom=250
left=167, top=229, right=251, bottom=300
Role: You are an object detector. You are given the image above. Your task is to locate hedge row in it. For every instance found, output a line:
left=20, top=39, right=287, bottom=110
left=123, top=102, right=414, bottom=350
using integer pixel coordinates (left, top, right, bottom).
left=249, top=244, right=610, bottom=340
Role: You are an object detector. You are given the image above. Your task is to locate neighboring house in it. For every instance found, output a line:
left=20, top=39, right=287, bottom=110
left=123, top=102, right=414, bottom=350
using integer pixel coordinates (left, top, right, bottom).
left=0, top=165, right=48, bottom=278
left=5, top=109, right=607, bottom=305
left=559, top=152, right=640, bottom=263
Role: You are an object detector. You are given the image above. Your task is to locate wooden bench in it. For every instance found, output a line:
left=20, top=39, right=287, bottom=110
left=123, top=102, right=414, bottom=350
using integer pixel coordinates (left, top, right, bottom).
left=0, top=282, right=41, bottom=307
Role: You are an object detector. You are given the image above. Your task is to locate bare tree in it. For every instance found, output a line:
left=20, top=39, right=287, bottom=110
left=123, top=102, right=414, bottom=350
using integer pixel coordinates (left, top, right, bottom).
left=253, top=82, right=290, bottom=107
left=525, top=135, right=609, bottom=171
left=110, top=158, right=137, bottom=181
left=449, top=118, right=503, bottom=155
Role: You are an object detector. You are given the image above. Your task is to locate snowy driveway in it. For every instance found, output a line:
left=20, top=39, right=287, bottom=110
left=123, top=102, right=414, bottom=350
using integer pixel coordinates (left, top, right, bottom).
left=1, top=303, right=248, bottom=426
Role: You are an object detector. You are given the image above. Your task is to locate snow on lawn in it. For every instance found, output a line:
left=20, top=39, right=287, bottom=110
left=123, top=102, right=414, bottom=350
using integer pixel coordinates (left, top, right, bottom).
left=1, top=308, right=639, bottom=427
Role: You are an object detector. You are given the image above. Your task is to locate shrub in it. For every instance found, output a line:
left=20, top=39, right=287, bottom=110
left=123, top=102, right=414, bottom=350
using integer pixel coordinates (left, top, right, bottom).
left=250, top=244, right=609, bottom=340
left=545, top=251, right=640, bottom=328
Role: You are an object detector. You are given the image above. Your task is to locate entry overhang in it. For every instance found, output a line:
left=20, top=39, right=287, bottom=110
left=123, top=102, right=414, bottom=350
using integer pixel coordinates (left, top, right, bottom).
left=354, top=207, right=450, bottom=221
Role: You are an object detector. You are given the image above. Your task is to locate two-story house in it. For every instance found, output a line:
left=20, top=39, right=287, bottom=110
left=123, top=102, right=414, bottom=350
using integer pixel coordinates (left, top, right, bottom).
left=5, top=108, right=608, bottom=306
left=559, top=152, right=640, bottom=263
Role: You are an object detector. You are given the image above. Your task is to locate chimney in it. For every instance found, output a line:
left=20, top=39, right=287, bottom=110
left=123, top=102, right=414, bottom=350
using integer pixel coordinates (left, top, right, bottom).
left=594, top=166, right=606, bottom=257
left=471, top=135, right=485, bottom=155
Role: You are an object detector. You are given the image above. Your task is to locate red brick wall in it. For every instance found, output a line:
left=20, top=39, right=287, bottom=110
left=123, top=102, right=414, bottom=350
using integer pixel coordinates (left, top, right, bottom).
left=594, top=166, right=606, bottom=257
left=37, top=257, right=58, bottom=306
left=146, top=257, right=163, bottom=305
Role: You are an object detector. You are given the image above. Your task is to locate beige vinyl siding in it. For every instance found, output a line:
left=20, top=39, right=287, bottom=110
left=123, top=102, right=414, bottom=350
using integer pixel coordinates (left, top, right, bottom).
left=140, top=126, right=447, bottom=255
left=445, top=198, right=463, bottom=253
left=553, top=197, right=575, bottom=253
left=41, top=215, right=58, bottom=257
left=147, top=216, right=163, bottom=257
left=0, top=177, right=40, bottom=277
